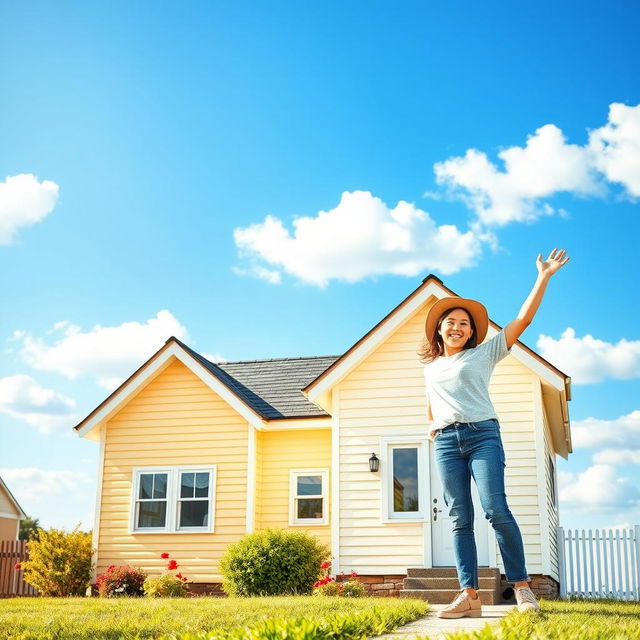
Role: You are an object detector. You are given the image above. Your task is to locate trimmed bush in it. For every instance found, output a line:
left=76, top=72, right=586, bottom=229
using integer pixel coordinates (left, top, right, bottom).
left=96, top=564, right=147, bottom=597
left=21, top=526, right=93, bottom=596
left=220, top=528, right=329, bottom=596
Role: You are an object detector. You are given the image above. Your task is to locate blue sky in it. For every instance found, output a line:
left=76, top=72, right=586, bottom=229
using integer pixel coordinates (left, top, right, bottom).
left=1, top=1, right=639, bottom=534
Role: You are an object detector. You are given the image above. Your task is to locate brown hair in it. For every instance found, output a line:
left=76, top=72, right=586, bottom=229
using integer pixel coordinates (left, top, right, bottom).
left=418, top=306, right=479, bottom=364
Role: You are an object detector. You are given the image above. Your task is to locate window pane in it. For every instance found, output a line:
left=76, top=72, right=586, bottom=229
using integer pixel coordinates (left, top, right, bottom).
left=153, top=473, right=168, bottom=499
left=139, top=474, right=153, bottom=500
left=297, top=475, right=322, bottom=496
left=195, top=472, right=209, bottom=498
left=297, top=498, right=323, bottom=519
left=180, top=500, right=208, bottom=527
left=393, top=448, right=419, bottom=512
left=181, top=472, right=195, bottom=499
left=138, top=501, right=167, bottom=528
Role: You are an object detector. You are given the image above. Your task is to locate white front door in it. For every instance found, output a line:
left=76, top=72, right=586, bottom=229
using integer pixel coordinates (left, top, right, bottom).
left=429, top=444, right=490, bottom=567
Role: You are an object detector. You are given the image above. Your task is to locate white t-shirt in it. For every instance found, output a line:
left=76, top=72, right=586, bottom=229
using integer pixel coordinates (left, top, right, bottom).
left=423, top=329, right=511, bottom=438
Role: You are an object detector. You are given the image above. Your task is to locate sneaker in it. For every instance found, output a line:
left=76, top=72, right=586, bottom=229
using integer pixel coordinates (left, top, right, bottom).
left=436, top=590, right=482, bottom=619
left=515, top=586, right=540, bottom=612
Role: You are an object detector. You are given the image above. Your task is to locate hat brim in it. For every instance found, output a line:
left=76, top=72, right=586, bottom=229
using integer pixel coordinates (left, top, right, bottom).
left=425, top=297, right=489, bottom=345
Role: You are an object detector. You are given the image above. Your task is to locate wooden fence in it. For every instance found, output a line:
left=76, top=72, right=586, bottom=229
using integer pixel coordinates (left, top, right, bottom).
left=0, top=540, right=38, bottom=597
left=557, top=526, right=640, bottom=600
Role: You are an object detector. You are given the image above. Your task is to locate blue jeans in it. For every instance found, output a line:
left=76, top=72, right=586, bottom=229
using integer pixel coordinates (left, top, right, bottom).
left=434, top=419, right=530, bottom=589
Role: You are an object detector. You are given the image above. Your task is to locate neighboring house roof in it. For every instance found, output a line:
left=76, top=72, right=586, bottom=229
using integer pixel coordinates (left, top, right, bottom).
left=0, top=476, right=27, bottom=519
left=173, top=338, right=339, bottom=418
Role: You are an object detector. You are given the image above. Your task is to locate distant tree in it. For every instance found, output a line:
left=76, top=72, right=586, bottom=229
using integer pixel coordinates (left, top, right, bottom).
left=19, top=516, right=40, bottom=541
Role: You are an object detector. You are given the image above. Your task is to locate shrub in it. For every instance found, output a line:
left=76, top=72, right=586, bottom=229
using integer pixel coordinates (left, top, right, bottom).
left=220, top=528, right=329, bottom=596
left=96, top=564, right=147, bottom=597
left=21, top=525, right=93, bottom=596
left=144, top=573, right=189, bottom=597
left=143, top=552, right=189, bottom=597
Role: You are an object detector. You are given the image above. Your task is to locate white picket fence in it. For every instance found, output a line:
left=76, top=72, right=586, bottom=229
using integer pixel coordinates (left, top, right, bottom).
left=557, top=526, right=640, bottom=600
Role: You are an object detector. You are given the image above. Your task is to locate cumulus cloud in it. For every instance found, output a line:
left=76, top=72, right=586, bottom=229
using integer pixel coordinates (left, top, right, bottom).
left=593, top=449, right=640, bottom=466
left=589, top=102, right=640, bottom=197
left=434, top=125, right=599, bottom=226
left=433, top=103, right=640, bottom=226
left=0, top=174, right=59, bottom=244
left=17, top=310, right=189, bottom=390
left=0, top=374, right=78, bottom=433
left=571, top=410, right=640, bottom=450
left=559, top=464, right=640, bottom=511
left=0, top=467, right=92, bottom=502
left=536, top=328, right=640, bottom=384
left=234, top=190, right=482, bottom=286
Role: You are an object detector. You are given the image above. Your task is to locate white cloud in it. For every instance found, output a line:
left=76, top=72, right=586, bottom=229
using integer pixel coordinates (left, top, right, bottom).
left=18, top=310, right=189, bottom=390
left=588, top=102, right=640, bottom=197
left=0, top=467, right=92, bottom=502
left=593, top=449, right=640, bottom=466
left=559, top=464, right=640, bottom=511
left=571, top=411, right=640, bottom=450
left=0, top=174, right=59, bottom=244
left=234, top=190, right=482, bottom=286
left=201, top=352, right=226, bottom=363
left=536, top=328, right=640, bottom=384
left=434, top=125, right=599, bottom=226
left=0, top=374, right=78, bottom=434
left=433, top=103, right=640, bottom=226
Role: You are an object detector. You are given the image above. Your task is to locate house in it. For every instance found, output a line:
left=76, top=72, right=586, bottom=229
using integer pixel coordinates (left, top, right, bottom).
left=74, top=275, right=571, bottom=601
left=0, top=476, right=26, bottom=540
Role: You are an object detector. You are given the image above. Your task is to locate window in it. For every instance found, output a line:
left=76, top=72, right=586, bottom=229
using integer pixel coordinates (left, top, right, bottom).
left=380, top=437, right=428, bottom=521
left=131, top=466, right=216, bottom=533
left=136, top=472, right=168, bottom=528
left=547, top=454, right=557, bottom=509
left=289, top=469, right=328, bottom=525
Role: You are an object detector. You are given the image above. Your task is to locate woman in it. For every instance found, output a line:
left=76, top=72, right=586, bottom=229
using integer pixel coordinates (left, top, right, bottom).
left=420, top=248, right=569, bottom=618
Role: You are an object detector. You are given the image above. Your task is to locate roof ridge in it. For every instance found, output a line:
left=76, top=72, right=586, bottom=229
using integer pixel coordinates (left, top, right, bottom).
left=218, top=355, right=340, bottom=364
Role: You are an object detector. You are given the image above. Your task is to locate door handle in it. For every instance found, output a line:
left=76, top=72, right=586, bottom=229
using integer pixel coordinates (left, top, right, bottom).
left=433, top=506, right=442, bottom=521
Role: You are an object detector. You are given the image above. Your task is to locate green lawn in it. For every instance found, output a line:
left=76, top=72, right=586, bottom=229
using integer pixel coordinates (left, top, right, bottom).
left=437, top=599, right=640, bottom=640
left=0, top=595, right=427, bottom=640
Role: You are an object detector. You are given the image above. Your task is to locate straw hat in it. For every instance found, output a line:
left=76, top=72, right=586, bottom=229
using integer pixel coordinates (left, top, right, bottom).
left=424, top=297, right=489, bottom=345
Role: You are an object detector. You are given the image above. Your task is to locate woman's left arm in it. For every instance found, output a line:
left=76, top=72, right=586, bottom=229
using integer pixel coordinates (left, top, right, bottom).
left=504, top=248, right=570, bottom=350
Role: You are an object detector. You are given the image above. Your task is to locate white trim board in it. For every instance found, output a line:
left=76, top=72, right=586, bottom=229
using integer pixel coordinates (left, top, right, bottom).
left=75, top=341, right=266, bottom=440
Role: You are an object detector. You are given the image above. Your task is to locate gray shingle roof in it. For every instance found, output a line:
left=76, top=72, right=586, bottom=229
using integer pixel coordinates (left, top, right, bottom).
left=173, top=338, right=339, bottom=419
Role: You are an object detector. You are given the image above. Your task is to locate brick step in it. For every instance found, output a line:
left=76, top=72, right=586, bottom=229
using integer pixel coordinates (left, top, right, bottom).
left=400, top=588, right=499, bottom=605
left=404, top=576, right=499, bottom=590
left=406, top=567, right=500, bottom=579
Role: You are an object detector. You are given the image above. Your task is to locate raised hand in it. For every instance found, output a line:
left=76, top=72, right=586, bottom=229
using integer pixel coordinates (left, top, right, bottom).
left=536, top=248, right=570, bottom=277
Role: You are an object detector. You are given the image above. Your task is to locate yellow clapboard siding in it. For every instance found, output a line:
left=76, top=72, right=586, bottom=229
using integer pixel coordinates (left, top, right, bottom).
left=97, top=359, right=249, bottom=581
left=255, top=429, right=331, bottom=548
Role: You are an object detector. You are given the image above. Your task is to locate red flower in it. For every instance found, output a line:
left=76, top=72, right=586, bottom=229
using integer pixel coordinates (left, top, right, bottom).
left=176, top=573, right=183, bottom=579
left=320, top=561, right=331, bottom=569
left=14, top=563, right=21, bottom=570
left=181, top=577, right=188, bottom=582
left=350, top=571, right=358, bottom=577
left=167, top=559, right=178, bottom=570
left=313, top=581, right=320, bottom=588
left=107, top=565, right=116, bottom=572
left=161, top=552, right=170, bottom=559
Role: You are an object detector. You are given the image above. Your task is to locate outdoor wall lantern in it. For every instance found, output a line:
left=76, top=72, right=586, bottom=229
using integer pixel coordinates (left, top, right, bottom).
left=369, top=453, right=380, bottom=472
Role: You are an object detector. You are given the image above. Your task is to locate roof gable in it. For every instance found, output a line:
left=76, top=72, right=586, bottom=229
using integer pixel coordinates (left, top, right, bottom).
left=0, top=476, right=26, bottom=519
left=303, top=274, right=571, bottom=402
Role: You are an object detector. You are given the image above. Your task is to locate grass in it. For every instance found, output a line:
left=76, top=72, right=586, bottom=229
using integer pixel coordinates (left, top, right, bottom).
left=429, top=599, right=640, bottom=640
left=0, top=595, right=428, bottom=640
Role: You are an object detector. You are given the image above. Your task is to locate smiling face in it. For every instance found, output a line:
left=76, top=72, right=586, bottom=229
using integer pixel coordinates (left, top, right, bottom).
left=438, top=307, right=474, bottom=354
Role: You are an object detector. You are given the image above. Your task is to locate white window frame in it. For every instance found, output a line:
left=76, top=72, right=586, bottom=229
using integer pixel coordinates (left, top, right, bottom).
left=380, top=436, right=428, bottom=523
left=130, top=465, right=216, bottom=534
left=289, top=468, right=328, bottom=526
